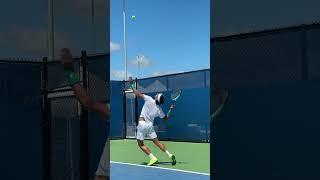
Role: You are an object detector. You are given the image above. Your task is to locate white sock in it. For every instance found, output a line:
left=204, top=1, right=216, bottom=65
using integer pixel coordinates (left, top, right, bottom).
left=148, top=153, right=156, bottom=159
left=165, top=150, right=172, bottom=158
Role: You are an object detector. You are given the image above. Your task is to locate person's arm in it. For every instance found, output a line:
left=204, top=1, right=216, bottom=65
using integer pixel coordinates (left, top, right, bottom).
left=61, top=48, right=109, bottom=121
left=132, top=88, right=145, bottom=100
left=162, top=104, right=175, bottom=121
left=129, top=77, right=146, bottom=100
left=72, top=84, right=110, bottom=121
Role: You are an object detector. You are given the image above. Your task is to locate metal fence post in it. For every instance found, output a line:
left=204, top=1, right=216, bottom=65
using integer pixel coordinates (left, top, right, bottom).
left=41, top=57, right=51, bottom=180
left=122, top=80, right=127, bottom=139
left=135, top=78, right=139, bottom=126
left=210, top=37, right=217, bottom=177
left=80, top=50, right=89, bottom=180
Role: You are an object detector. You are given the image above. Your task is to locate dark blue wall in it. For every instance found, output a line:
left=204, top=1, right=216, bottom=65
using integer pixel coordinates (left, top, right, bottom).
left=0, top=64, right=42, bottom=179
left=213, top=81, right=320, bottom=179
left=88, top=112, right=108, bottom=176
left=110, top=81, right=124, bottom=138
left=137, top=88, right=210, bottom=142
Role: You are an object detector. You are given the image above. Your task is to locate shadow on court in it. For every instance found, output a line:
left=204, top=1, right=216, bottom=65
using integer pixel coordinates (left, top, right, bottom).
left=141, top=161, right=187, bottom=166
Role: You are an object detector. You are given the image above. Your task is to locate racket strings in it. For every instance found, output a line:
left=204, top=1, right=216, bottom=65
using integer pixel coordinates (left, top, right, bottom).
left=171, top=90, right=181, bottom=101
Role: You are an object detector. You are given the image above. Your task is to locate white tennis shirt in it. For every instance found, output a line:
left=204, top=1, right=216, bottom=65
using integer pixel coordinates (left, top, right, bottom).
left=139, top=95, right=165, bottom=124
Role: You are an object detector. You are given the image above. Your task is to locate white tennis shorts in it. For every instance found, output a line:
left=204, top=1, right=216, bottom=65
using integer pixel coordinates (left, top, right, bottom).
left=136, top=121, right=157, bottom=141
left=95, top=139, right=110, bottom=177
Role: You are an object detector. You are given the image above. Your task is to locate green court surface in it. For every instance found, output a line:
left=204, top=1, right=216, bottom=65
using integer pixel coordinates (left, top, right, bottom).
left=110, top=139, right=210, bottom=174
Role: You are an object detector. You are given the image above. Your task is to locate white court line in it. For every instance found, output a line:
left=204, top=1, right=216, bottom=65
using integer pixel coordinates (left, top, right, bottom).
left=110, top=161, right=210, bottom=176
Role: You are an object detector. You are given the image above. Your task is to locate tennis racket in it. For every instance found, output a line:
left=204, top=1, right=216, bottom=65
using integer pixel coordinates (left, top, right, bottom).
left=171, top=90, right=182, bottom=104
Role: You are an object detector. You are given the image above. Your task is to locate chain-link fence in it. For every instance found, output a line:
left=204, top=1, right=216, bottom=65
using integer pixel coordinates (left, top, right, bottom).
left=212, top=23, right=320, bottom=89
left=0, top=51, right=109, bottom=180
left=211, top=23, right=320, bottom=129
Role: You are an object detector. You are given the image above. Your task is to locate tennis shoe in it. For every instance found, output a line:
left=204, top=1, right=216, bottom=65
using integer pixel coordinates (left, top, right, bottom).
left=170, top=155, right=176, bottom=165
left=147, top=157, right=158, bottom=166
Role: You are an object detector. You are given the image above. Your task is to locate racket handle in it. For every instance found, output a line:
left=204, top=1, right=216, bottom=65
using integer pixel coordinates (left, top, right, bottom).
left=171, top=102, right=176, bottom=110
left=167, top=108, right=173, bottom=117
left=172, top=101, right=177, bottom=107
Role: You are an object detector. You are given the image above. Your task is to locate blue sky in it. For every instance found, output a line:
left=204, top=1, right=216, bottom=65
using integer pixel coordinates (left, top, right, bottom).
left=110, top=0, right=210, bottom=80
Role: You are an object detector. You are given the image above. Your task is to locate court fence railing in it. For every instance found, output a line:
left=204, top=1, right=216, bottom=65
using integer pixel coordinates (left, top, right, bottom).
left=0, top=51, right=109, bottom=180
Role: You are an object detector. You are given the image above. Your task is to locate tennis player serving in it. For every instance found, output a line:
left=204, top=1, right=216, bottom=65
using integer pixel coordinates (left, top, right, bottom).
left=129, top=78, right=176, bottom=166
left=60, top=48, right=110, bottom=180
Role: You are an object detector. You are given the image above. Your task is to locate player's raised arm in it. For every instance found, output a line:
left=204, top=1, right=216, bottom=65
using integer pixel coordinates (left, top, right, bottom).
left=71, top=84, right=110, bottom=120
left=162, top=104, right=175, bottom=121
left=129, top=77, right=146, bottom=100
left=132, top=88, right=145, bottom=99
left=61, top=48, right=110, bottom=120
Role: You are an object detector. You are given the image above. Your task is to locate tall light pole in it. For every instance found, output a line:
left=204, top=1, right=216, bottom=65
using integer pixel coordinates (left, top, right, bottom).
left=91, top=0, right=96, bottom=52
left=48, top=0, right=54, bottom=61
left=136, top=55, right=142, bottom=78
left=123, top=0, right=127, bottom=81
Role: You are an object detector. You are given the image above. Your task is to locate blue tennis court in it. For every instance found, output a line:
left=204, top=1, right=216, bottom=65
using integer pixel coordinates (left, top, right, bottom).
left=111, top=162, right=210, bottom=180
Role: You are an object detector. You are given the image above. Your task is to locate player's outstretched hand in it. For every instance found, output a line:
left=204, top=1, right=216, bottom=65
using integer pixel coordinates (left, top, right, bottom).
left=170, top=104, right=175, bottom=109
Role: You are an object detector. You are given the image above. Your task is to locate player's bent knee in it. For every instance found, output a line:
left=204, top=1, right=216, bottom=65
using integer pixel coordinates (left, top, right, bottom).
left=137, top=140, right=144, bottom=147
left=152, top=139, right=160, bottom=144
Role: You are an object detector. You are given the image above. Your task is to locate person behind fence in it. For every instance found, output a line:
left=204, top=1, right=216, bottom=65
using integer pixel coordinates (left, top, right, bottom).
left=129, top=78, right=177, bottom=166
left=60, top=48, right=110, bottom=180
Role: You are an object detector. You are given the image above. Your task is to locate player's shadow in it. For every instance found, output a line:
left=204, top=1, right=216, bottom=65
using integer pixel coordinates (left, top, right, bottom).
left=141, top=161, right=187, bottom=166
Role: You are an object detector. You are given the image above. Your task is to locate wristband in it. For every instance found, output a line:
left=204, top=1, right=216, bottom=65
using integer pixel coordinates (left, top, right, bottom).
left=130, top=81, right=136, bottom=89
left=64, top=70, right=80, bottom=86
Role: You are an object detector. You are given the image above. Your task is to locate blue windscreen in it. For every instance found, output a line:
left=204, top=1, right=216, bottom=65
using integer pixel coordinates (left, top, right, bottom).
left=0, top=63, right=42, bottom=179
left=110, top=70, right=210, bottom=142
